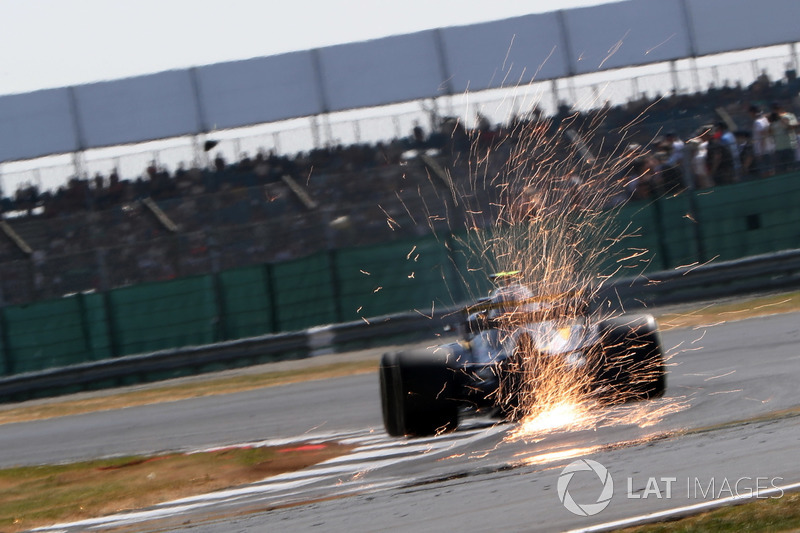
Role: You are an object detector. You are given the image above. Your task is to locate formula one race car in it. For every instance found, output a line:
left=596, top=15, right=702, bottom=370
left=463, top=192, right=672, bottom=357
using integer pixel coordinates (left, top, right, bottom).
left=379, top=278, right=666, bottom=437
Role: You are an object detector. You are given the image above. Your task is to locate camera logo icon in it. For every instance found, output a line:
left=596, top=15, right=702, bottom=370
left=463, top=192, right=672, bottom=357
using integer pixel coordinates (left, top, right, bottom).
left=558, top=458, right=614, bottom=516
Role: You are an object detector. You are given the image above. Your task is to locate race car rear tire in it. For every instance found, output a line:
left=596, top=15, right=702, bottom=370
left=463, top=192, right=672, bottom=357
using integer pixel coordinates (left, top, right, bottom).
left=389, top=349, right=459, bottom=437
left=597, top=314, right=666, bottom=400
left=379, top=352, right=403, bottom=437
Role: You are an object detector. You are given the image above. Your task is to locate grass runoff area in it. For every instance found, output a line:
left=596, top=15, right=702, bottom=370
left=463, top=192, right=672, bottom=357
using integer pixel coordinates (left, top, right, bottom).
left=0, top=442, right=352, bottom=532
left=0, top=290, right=799, bottom=531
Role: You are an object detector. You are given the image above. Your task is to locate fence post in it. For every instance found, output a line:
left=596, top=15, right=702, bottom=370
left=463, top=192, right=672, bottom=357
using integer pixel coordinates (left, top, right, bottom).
left=327, top=249, right=344, bottom=323
left=0, top=308, right=11, bottom=375
left=444, top=232, right=465, bottom=305
left=76, top=293, right=95, bottom=360
left=264, top=263, right=280, bottom=333
left=688, top=189, right=707, bottom=264
left=211, top=272, right=228, bottom=342
left=652, top=198, right=671, bottom=270
left=0, top=274, right=8, bottom=374
left=96, top=249, right=110, bottom=291
left=103, top=291, right=120, bottom=357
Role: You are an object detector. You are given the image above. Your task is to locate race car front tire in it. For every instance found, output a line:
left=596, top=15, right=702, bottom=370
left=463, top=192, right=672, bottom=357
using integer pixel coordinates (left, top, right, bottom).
left=379, top=352, right=402, bottom=437
left=381, top=349, right=459, bottom=437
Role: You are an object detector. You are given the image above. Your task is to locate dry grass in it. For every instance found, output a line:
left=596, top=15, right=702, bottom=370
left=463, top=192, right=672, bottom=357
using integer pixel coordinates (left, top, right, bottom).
left=0, top=442, right=352, bottom=533
left=657, top=291, right=800, bottom=331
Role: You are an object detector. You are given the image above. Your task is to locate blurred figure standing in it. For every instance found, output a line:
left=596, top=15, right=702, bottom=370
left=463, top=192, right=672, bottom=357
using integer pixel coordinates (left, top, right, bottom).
left=748, top=104, right=773, bottom=177
left=706, top=125, right=736, bottom=185
left=715, top=122, right=741, bottom=181
left=768, top=101, right=798, bottom=175
left=660, top=132, right=685, bottom=194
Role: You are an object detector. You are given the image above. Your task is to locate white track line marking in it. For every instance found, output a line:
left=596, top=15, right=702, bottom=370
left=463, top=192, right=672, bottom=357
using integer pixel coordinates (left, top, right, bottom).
left=33, top=424, right=509, bottom=532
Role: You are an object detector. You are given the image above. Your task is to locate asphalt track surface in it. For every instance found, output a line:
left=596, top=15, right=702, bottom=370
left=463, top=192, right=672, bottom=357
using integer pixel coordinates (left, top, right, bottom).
left=6, top=311, right=800, bottom=532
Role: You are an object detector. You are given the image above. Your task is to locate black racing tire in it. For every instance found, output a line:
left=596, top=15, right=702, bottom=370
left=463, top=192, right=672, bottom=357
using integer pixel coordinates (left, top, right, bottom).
left=389, top=349, right=459, bottom=437
left=597, top=314, right=666, bottom=401
left=379, top=352, right=402, bottom=437
left=497, top=334, right=532, bottom=421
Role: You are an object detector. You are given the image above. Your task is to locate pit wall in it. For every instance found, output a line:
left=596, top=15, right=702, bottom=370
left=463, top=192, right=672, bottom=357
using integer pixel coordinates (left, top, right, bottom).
left=1, top=172, right=798, bottom=377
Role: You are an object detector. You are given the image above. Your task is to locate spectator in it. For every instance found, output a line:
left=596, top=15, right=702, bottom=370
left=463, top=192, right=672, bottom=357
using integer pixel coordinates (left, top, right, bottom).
left=715, top=122, right=741, bottom=181
left=411, top=121, right=426, bottom=150
left=607, top=143, right=654, bottom=205
left=214, top=152, right=227, bottom=172
left=660, top=132, right=685, bottom=194
left=704, top=124, right=735, bottom=185
left=238, top=152, right=253, bottom=172
left=736, top=130, right=757, bottom=180
left=475, top=113, right=497, bottom=151
left=748, top=104, right=773, bottom=177
left=107, top=168, right=124, bottom=205
left=768, top=101, right=798, bottom=174
left=686, top=135, right=711, bottom=189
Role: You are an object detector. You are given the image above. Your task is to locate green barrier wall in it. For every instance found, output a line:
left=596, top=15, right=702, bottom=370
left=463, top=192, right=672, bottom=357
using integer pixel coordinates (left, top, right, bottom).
left=599, top=202, right=662, bottom=277
left=335, top=235, right=456, bottom=321
left=654, top=195, right=698, bottom=269
left=3, top=297, right=90, bottom=373
left=219, top=266, right=274, bottom=339
left=272, top=252, right=338, bottom=331
left=2, top=172, right=800, bottom=377
left=108, top=276, right=218, bottom=356
left=448, top=231, right=494, bottom=301
left=695, top=174, right=800, bottom=262
left=608, top=194, right=699, bottom=273
left=82, top=293, right=113, bottom=360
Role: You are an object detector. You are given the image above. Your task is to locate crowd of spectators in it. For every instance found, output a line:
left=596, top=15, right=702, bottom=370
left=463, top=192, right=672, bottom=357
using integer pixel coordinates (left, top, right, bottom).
left=608, top=97, right=799, bottom=205
left=2, top=137, right=417, bottom=220
left=0, top=69, right=799, bottom=305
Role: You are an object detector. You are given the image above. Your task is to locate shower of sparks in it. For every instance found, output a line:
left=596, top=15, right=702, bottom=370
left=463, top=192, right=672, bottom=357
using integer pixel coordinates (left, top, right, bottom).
left=596, top=398, right=689, bottom=429
left=704, top=370, right=736, bottom=381
left=512, top=400, right=593, bottom=436
left=645, top=33, right=677, bottom=55
left=506, top=396, right=688, bottom=443
left=411, top=84, right=694, bottom=439
left=517, top=445, right=604, bottom=466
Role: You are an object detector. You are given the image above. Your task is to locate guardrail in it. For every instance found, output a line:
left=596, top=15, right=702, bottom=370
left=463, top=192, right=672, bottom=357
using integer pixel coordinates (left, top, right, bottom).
left=0, top=310, right=456, bottom=402
left=2, top=248, right=800, bottom=402
left=598, top=248, right=800, bottom=309
left=0, top=330, right=307, bottom=399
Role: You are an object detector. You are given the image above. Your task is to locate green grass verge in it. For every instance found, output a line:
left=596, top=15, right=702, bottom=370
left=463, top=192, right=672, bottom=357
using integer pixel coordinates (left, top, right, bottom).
left=619, top=490, right=800, bottom=532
